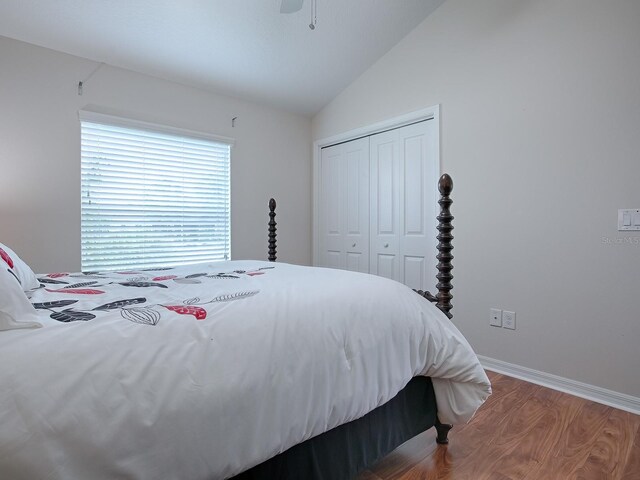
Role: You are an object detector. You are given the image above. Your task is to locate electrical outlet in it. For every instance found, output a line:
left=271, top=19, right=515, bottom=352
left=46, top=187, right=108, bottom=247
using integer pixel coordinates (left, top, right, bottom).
left=490, top=308, right=502, bottom=327
left=503, top=310, right=516, bottom=330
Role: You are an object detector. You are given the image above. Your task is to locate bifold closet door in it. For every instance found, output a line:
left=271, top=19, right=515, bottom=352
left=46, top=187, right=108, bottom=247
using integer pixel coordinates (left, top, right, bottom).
left=369, top=120, right=438, bottom=291
left=318, top=137, right=370, bottom=273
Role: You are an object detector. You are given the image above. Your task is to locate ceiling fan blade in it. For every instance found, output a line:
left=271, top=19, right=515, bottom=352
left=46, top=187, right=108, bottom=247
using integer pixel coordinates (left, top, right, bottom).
left=280, top=0, right=304, bottom=14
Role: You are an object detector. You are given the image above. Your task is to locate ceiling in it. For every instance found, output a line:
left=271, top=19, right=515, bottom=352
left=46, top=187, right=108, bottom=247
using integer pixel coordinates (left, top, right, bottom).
left=0, top=0, right=444, bottom=116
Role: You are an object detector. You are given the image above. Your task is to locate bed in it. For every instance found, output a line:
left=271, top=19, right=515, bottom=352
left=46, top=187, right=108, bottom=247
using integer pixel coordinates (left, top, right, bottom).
left=0, top=174, right=491, bottom=480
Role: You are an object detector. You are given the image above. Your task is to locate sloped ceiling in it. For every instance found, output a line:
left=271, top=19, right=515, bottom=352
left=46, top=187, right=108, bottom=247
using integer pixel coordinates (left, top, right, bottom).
left=0, top=0, right=445, bottom=115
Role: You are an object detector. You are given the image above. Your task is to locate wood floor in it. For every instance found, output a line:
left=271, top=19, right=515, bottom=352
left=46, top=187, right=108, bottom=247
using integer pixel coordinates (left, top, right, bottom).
left=358, top=371, right=640, bottom=480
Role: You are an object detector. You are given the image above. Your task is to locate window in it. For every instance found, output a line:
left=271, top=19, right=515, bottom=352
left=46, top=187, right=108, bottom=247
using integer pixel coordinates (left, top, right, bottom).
left=80, top=112, right=231, bottom=271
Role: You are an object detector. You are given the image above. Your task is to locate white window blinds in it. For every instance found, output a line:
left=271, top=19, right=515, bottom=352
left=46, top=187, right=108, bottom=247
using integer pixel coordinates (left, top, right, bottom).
left=80, top=113, right=231, bottom=271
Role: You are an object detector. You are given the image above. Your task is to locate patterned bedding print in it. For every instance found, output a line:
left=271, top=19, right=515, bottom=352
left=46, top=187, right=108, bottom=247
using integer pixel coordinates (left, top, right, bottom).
left=29, top=264, right=272, bottom=326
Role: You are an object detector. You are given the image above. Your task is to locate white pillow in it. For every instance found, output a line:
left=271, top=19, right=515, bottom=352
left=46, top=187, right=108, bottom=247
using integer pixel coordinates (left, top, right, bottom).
left=0, top=263, right=43, bottom=331
left=0, top=243, right=40, bottom=291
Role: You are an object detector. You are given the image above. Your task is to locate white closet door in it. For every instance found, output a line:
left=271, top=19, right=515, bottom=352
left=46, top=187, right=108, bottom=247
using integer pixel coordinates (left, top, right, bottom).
left=369, top=130, right=401, bottom=281
left=343, top=138, right=370, bottom=273
left=398, top=121, right=438, bottom=291
left=319, top=143, right=344, bottom=269
left=370, top=120, right=438, bottom=291
left=318, top=138, right=369, bottom=272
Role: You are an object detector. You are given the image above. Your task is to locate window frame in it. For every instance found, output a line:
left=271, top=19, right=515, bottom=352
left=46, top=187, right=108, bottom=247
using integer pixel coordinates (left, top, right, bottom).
left=79, top=110, right=234, bottom=271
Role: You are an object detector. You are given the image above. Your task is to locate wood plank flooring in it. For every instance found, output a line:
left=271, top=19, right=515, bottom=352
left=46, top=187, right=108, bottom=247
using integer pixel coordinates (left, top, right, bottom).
left=358, top=371, right=640, bottom=480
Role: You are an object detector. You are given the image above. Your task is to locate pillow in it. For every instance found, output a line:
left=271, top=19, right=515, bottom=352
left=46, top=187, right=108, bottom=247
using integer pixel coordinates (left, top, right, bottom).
left=0, top=263, right=43, bottom=331
left=0, top=243, right=40, bottom=291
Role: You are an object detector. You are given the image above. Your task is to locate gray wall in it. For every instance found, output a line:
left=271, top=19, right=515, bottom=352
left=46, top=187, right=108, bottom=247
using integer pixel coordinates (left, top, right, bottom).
left=0, top=36, right=312, bottom=271
left=313, top=0, right=640, bottom=397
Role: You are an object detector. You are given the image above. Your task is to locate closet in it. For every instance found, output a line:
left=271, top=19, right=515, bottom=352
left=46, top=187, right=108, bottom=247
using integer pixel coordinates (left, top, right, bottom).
left=317, top=120, right=439, bottom=291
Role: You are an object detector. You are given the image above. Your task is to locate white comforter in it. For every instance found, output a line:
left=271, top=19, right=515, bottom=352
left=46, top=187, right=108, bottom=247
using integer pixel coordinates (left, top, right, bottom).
left=0, top=261, right=490, bottom=480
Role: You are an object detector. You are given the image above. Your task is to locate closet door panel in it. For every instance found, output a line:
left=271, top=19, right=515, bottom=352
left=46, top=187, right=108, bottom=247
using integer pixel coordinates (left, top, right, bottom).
left=404, top=256, right=425, bottom=290
left=346, top=252, right=365, bottom=272
left=344, top=138, right=370, bottom=273
left=376, top=145, right=395, bottom=234
left=370, top=130, right=400, bottom=281
left=318, top=144, right=345, bottom=269
left=325, top=251, right=343, bottom=269
left=398, top=121, right=438, bottom=291
left=318, top=138, right=369, bottom=272
left=403, top=135, right=425, bottom=236
left=376, top=254, right=396, bottom=281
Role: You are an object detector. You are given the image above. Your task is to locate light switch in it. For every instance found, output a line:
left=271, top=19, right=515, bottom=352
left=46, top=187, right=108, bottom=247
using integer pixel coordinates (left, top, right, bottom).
left=619, top=209, right=640, bottom=231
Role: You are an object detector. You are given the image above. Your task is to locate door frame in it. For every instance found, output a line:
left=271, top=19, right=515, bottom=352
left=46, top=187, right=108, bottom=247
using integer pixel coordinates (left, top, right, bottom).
left=312, top=105, right=441, bottom=267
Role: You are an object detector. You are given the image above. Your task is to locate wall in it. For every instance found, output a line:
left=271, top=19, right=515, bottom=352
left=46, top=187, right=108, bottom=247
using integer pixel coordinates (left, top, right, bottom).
left=0, top=36, right=312, bottom=272
left=313, top=0, right=640, bottom=397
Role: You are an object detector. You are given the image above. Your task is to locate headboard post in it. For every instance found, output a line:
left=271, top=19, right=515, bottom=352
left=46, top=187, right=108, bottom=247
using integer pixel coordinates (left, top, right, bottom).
left=435, top=174, right=454, bottom=318
left=268, top=198, right=277, bottom=262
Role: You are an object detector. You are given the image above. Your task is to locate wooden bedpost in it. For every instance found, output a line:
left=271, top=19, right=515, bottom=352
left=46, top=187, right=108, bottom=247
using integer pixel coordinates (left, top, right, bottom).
left=435, top=174, right=454, bottom=319
left=268, top=198, right=277, bottom=262
left=413, top=173, right=454, bottom=319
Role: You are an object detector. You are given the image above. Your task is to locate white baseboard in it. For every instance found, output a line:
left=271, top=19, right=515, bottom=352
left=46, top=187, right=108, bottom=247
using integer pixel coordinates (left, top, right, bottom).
left=478, top=355, right=640, bottom=415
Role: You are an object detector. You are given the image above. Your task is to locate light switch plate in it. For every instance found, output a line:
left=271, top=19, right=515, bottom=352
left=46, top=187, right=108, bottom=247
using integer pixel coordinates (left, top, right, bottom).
left=618, top=209, right=640, bottom=231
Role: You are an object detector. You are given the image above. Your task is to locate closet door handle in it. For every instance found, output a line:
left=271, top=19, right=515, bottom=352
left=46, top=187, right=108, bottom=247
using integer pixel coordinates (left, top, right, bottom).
left=384, top=243, right=389, bottom=248
left=352, top=243, right=356, bottom=248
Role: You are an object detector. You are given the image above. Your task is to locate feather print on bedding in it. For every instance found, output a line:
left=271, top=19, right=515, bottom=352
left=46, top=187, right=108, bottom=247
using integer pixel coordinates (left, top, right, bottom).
left=0, top=248, right=14, bottom=269
left=33, top=265, right=268, bottom=325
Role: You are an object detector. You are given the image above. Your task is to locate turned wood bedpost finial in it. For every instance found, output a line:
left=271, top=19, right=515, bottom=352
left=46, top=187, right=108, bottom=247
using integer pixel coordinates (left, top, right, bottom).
left=268, top=198, right=277, bottom=262
left=436, top=174, right=454, bottom=319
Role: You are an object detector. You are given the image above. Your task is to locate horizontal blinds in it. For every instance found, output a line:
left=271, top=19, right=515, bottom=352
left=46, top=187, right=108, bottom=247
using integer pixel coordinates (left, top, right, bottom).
left=81, top=120, right=231, bottom=271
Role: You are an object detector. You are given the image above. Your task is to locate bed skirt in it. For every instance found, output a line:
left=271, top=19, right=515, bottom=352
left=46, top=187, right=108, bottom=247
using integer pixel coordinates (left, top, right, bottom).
left=233, top=376, right=437, bottom=480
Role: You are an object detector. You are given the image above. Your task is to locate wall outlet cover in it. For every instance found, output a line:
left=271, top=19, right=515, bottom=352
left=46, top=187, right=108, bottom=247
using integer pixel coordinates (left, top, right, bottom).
left=490, top=308, right=502, bottom=327
left=503, top=310, right=516, bottom=330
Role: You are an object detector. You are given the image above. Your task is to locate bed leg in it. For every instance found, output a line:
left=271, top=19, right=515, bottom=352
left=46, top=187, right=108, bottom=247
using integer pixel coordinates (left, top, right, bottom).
left=435, top=421, right=453, bottom=445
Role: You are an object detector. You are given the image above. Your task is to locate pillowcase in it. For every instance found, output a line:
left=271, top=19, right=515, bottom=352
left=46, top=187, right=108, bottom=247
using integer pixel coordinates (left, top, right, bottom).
left=0, top=263, right=43, bottom=331
left=0, top=243, right=40, bottom=291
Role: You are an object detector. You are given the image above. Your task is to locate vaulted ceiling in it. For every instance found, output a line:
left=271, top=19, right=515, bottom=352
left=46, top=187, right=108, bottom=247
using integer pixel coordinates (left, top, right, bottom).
left=0, top=0, right=444, bottom=115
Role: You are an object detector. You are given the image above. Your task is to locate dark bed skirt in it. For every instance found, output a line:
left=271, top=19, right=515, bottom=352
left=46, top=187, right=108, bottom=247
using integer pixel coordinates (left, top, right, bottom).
left=232, top=376, right=437, bottom=480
